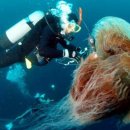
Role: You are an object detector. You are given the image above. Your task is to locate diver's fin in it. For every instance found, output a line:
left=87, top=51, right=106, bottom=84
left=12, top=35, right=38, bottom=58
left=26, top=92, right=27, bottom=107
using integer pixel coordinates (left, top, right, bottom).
left=122, top=110, right=130, bottom=124
left=25, top=57, right=32, bottom=69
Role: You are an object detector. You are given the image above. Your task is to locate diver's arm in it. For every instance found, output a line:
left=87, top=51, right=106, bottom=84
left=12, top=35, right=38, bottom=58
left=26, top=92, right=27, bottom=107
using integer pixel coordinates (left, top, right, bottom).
left=38, top=26, right=64, bottom=58
left=39, top=46, right=63, bottom=58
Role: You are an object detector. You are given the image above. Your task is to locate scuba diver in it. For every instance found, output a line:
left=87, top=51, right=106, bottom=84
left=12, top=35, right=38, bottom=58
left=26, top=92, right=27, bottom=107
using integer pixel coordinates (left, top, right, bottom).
left=0, top=1, right=83, bottom=69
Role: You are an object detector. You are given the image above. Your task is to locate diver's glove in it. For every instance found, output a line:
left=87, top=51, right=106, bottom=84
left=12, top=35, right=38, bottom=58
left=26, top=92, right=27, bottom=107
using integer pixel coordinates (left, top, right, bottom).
left=63, top=49, right=75, bottom=58
left=63, top=49, right=81, bottom=63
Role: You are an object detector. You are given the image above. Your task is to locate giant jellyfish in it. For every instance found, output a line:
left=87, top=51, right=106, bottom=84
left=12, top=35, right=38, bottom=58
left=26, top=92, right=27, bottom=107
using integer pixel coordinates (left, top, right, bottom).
left=70, top=16, right=130, bottom=125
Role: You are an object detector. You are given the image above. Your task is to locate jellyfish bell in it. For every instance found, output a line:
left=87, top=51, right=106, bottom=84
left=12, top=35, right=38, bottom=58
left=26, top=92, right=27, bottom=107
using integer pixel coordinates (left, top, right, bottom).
left=92, top=16, right=130, bottom=60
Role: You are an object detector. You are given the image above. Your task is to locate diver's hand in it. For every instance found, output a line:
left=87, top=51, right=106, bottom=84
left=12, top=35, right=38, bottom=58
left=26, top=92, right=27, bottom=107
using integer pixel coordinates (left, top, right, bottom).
left=63, top=49, right=77, bottom=58
left=63, top=49, right=81, bottom=62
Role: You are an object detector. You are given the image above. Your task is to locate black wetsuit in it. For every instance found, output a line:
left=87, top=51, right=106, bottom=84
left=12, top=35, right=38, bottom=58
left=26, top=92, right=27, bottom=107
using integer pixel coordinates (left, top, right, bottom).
left=0, top=12, right=77, bottom=67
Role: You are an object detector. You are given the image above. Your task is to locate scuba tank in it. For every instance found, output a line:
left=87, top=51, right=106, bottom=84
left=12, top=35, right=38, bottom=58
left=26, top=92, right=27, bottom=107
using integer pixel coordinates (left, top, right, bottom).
left=0, top=10, right=44, bottom=49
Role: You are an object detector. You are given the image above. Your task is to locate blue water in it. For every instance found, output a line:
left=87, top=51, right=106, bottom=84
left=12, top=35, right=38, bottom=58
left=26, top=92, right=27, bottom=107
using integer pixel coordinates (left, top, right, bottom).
left=0, top=0, right=130, bottom=130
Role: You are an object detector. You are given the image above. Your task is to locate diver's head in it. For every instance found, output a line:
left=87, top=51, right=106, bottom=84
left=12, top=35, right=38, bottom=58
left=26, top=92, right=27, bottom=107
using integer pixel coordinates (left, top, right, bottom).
left=64, top=21, right=81, bottom=34
left=63, top=13, right=81, bottom=34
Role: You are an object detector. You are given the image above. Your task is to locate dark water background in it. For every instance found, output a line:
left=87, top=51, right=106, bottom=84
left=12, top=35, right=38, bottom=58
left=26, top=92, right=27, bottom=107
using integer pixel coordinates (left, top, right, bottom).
left=0, top=0, right=130, bottom=130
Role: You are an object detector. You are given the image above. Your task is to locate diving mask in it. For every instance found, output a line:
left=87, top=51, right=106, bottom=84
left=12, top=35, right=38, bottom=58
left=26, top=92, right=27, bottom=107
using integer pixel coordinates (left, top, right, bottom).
left=68, top=21, right=81, bottom=33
